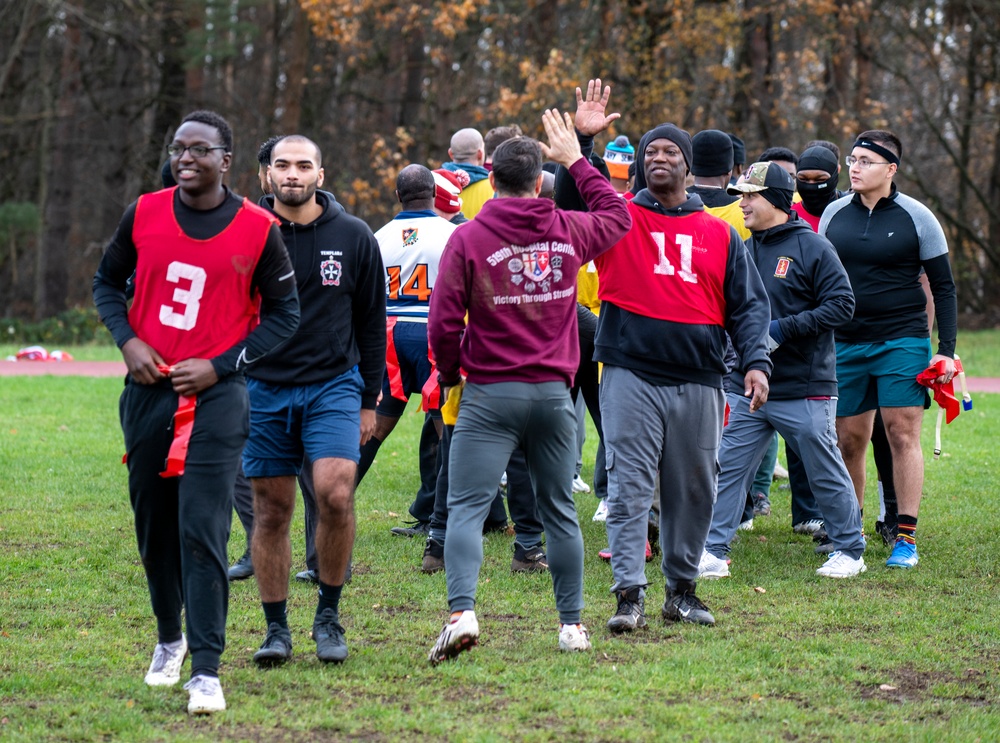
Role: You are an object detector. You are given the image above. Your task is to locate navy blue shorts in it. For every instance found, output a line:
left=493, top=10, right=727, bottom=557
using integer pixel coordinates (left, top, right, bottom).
left=243, top=367, right=363, bottom=477
left=381, top=318, right=440, bottom=418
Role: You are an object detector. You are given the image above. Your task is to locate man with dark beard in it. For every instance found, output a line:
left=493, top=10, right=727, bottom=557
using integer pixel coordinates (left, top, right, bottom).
left=244, top=134, right=386, bottom=666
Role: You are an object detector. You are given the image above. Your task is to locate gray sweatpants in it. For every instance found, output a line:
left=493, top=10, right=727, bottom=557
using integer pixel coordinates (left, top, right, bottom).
left=707, top=393, right=864, bottom=559
left=602, top=366, right=724, bottom=595
left=444, top=381, right=583, bottom=624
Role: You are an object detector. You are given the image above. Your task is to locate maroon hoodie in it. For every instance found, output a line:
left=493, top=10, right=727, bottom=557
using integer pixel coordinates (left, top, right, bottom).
left=429, top=158, right=631, bottom=386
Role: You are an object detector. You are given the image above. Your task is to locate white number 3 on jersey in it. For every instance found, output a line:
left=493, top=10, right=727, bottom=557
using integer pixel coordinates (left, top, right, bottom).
left=652, top=232, right=698, bottom=283
left=159, top=261, right=207, bottom=331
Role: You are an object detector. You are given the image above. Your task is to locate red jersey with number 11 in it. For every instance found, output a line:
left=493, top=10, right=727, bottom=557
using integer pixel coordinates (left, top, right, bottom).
left=596, top=204, right=731, bottom=326
left=128, top=187, right=278, bottom=365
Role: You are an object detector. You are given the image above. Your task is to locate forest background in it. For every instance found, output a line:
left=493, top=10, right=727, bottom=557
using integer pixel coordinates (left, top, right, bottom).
left=2, top=0, right=999, bottom=326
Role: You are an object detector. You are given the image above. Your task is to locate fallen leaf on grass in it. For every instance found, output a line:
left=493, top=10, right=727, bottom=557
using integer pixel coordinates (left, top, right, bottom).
left=750, top=693, right=762, bottom=701
left=126, top=700, right=134, bottom=708
left=758, top=536, right=767, bottom=542
left=879, top=684, right=897, bottom=691
left=387, top=512, right=398, bottom=518
left=59, top=425, right=69, bottom=432
left=754, top=587, right=766, bottom=593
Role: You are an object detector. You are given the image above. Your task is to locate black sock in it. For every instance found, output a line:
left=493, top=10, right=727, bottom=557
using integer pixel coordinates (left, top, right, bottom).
left=263, top=600, right=288, bottom=629
left=317, top=581, right=343, bottom=617
left=356, top=436, right=383, bottom=485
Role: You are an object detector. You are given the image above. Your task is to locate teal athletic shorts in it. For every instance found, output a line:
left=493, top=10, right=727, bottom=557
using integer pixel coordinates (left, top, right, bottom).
left=835, top=337, right=932, bottom=417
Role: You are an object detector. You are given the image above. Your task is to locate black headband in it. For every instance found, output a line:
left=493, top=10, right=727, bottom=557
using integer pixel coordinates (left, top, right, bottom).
left=853, top=138, right=900, bottom=165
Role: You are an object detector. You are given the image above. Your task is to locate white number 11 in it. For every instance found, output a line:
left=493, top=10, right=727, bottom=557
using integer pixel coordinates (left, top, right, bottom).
left=652, top=232, right=698, bottom=283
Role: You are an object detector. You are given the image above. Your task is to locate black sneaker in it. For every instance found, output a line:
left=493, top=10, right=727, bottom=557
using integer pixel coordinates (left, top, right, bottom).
left=751, top=491, right=771, bottom=517
left=253, top=623, right=293, bottom=666
left=663, top=581, right=715, bottom=626
left=814, top=534, right=834, bottom=554
left=390, top=520, right=430, bottom=538
left=422, top=537, right=444, bottom=574
left=228, top=550, right=254, bottom=581
left=313, top=608, right=348, bottom=663
left=511, top=542, right=548, bottom=573
left=606, top=586, right=646, bottom=633
left=875, top=521, right=898, bottom=547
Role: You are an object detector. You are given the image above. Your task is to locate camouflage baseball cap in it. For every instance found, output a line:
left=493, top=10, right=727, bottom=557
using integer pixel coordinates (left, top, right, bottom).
left=727, top=161, right=795, bottom=195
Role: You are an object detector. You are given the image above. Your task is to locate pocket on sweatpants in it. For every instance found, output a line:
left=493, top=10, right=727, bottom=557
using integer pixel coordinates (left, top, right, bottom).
left=696, top=392, right=725, bottom=451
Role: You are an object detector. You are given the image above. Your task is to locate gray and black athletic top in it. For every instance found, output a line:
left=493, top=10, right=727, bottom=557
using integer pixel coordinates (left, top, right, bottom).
left=819, top=185, right=956, bottom=357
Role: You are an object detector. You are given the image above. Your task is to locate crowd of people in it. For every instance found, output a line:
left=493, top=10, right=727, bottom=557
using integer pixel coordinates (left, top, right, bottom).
left=92, top=78, right=957, bottom=715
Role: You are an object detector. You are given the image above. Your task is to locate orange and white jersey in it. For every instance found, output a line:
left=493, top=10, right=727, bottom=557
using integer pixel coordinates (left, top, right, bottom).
left=374, top=211, right=456, bottom=320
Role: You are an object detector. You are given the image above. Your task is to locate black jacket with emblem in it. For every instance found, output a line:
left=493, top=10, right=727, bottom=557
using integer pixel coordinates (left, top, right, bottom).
left=249, top=190, right=386, bottom=408
left=730, top=213, right=855, bottom=400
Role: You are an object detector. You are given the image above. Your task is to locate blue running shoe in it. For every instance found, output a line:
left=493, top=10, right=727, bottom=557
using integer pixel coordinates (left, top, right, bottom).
left=886, top=539, right=918, bottom=568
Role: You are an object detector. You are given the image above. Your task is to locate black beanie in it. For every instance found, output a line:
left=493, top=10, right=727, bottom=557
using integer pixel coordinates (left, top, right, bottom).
left=630, top=123, right=693, bottom=194
left=728, top=133, right=746, bottom=165
left=797, top=145, right=838, bottom=175
left=692, top=129, right=735, bottom=177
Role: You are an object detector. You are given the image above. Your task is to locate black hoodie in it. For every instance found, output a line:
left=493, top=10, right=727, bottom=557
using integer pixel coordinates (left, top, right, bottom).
left=731, top=214, right=855, bottom=399
left=249, top=190, right=386, bottom=408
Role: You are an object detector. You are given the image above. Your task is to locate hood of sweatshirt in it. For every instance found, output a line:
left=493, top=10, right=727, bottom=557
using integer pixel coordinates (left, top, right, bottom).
left=469, top=194, right=558, bottom=245
left=631, top=189, right=706, bottom=216
left=442, top=161, right=490, bottom=185
left=258, top=189, right=345, bottom=227
left=750, top=211, right=813, bottom=246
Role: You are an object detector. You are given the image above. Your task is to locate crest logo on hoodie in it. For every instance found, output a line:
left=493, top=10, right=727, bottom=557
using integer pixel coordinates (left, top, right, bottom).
left=321, top=258, right=342, bottom=286
left=774, top=257, right=792, bottom=278
left=522, top=250, right=551, bottom=282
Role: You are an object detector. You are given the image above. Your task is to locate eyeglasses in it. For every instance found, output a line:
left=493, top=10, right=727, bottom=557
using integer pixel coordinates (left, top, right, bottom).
left=167, top=144, right=228, bottom=158
left=845, top=155, right=890, bottom=169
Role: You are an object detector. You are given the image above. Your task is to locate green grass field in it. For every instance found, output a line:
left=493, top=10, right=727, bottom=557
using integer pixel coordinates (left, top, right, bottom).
left=1, top=376, right=998, bottom=741
left=4, top=326, right=1000, bottom=374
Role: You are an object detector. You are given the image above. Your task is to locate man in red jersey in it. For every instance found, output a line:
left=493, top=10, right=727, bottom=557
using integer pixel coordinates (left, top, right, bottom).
left=93, top=111, right=299, bottom=715
left=590, top=109, right=772, bottom=633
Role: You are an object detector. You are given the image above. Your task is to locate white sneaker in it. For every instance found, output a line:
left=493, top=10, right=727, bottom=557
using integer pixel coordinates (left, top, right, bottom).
left=572, top=475, right=591, bottom=494
left=772, top=462, right=789, bottom=479
left=793, top=519, right=825, bottom=535
left=428, top=610, right=479, bottom=665
left=737, top=519, right=754, bottom=531
left=698, top=550, right=731, bottom=579
left=592, top=499, right=608, bottom=522
left=816, top=551, right=867, bottom=578
left=558, top=623, right=592, bottom=652
left=183, top=675, right=226, bottom=715
left=144, top=635, right=188, bottom=687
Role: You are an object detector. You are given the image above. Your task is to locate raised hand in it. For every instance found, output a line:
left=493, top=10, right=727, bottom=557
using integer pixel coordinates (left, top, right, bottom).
left=574, top=78, right=620, bottom=137
left=539, top=108, right=584, bottom=168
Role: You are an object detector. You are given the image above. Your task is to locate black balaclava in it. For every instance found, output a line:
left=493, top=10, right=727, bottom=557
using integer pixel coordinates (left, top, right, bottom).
left=796, top=145, right=839, bottom=217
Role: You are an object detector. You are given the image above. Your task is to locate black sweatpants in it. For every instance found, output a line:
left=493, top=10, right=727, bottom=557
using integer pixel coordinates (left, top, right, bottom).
left=120, top=374, right=248, bottom=677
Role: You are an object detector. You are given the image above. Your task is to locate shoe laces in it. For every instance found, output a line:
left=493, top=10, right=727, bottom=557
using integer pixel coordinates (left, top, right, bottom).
left=615, top=594, right=642, bottom=616
left=678, top=591, right=709, bottom=612
left=151, top=639, right=183, bottom=670
left=183, top=675, right=220, bottom=694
